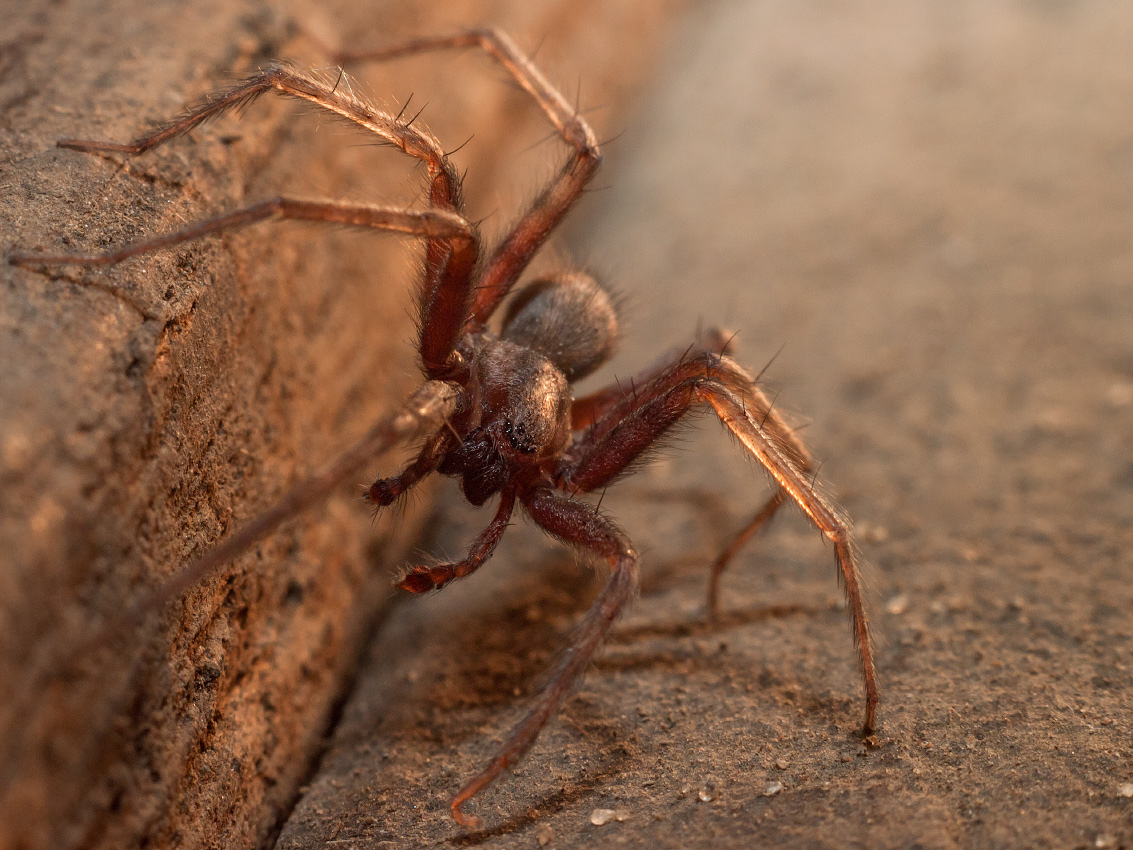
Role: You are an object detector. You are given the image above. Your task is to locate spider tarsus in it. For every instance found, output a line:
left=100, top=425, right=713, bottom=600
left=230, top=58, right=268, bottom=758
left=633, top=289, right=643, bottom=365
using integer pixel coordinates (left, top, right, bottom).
left=451, top=802, right=482, bottom=830
left=368, top=478, right=401, bottom=506
left=396, top=570, right=443, bottom=593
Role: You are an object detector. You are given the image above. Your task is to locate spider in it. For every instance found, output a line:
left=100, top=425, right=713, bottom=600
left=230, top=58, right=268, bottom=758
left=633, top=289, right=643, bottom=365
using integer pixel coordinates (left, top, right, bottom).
left=9, top=28, right=878, bottom=829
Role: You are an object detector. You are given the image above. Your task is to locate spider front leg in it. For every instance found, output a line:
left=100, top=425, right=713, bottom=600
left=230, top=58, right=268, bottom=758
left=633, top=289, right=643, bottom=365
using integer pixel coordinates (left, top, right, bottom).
left=10, top=60, right=481, bottom=378
left=560, top=349, right=878, bottom=733
left=397, top=488, right=516, bottom=594
left=450, top=487, right=639, bottom=828
left=569, top=337, right=804, bottom=615
left=9, top=199, right=474, bottom=269
left=334, top=27, right=603, bottom=323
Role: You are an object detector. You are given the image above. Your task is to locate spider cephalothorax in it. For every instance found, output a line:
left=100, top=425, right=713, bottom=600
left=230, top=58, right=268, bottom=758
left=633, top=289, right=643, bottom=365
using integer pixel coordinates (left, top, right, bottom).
left=9, top=28, right=878, bottom=829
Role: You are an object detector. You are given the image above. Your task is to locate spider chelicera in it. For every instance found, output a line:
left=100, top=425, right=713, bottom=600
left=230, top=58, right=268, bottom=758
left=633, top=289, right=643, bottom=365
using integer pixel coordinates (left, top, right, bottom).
left=9, top=28, right=878, bottom=828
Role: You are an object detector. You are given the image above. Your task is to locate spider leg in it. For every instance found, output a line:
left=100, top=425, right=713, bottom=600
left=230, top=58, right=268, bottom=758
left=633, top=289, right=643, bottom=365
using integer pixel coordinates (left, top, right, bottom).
left=79, top=381, right=458, bottom=651
left=9, top=199, right=472, bottom=268
left=569, top=336, right=795, bottom=615
left=450, top=486, right=638, bottom=828
left=559, top=350, right=877, bottom=733
left=570, top=325, right=737, bottom=430
left=335, top=28, right=602, bottom=323
left=30, top=62, right=480, bottom=378
left=706, top=490, right=786, bottom=616
left=367, top=425, right=458, bottom=507
left=397, top=487, right=516, bottom=594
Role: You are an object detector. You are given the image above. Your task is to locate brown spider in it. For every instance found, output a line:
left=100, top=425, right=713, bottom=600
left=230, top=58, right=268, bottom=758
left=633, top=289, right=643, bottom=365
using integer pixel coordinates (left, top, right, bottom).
left=9, top=29, right=878, bottom=828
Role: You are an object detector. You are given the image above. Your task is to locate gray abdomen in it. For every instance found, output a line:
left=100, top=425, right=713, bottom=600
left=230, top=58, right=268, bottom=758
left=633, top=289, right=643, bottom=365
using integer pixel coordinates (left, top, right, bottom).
left=501, top=271, right=619, bottom=383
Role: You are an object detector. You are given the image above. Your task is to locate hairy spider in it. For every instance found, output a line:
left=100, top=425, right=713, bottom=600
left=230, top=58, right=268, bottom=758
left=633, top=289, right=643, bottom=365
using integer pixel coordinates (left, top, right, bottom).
left=9, top=28, right=878, bottom=828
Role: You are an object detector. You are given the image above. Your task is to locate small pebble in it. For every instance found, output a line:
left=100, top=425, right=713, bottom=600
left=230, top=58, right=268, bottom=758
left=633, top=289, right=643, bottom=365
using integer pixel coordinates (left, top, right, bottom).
left=861, top=523, right=890, bottom=543
left=1119, top=783, right=1133, bottom=798
left=1095, top=833, right=1117, bottom=849
left=775, top=758, right=789, bottom=770
left=589, top=808, right=629, bottom=826
left=762, top=781, right=784, bottom=797
left=590, top=809, right=616, bottom=826
left=885, top=593, right=909, bottom=615
left=536, top=823, right=554, bottom=846
left=698, top=779, right=718, bottom=802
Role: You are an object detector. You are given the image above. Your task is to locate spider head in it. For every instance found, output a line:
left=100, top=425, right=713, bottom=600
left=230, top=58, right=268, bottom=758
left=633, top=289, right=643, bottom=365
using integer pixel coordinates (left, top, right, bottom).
left=475, top=339, right=572, bottom=461
left=440, top=338, right=573, bottom=504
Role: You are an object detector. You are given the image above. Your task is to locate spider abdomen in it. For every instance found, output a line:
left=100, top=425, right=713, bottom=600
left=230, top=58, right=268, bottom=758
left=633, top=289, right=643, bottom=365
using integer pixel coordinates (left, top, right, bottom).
left=500, top=271, right=618, bottom=382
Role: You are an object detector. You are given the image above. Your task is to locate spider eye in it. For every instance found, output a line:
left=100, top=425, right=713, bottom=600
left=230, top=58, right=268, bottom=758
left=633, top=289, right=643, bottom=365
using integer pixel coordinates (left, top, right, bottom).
left=503, top=421, right=537, bottom=454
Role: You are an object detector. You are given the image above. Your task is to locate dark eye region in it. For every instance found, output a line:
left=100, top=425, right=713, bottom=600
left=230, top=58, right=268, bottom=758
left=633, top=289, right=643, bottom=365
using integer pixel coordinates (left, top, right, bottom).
left=503, top=420, right=537, bottom=453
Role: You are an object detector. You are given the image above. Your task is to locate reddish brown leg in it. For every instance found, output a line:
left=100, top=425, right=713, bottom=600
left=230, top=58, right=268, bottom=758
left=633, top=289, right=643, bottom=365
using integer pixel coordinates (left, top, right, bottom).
left=368, top=427, right=458, bottom=507
left=398, top=487, right=516, bottom=593
left=559, top=350, right=877, bottom=733
left=73, top=381, right=459, bottom=649
left=450, top=487, right=638, bottom=828
left=569, top=342, right=810, bottom=607
left=334, top=27, right=603, bottom=323
left=709, top=383, right=877, bottom=732
left=20, top=62, right=478, bottom=379
left=570, top=342, right=793, bottom=616
left=9, top=199, right=473, bottom=268
left=706, top=490, right=785, bottom=616
left=560, top=351, right=746, bottom=481
left=569, top=352, right=793, bottom=615
left=570, top=326, right=736, bottom=430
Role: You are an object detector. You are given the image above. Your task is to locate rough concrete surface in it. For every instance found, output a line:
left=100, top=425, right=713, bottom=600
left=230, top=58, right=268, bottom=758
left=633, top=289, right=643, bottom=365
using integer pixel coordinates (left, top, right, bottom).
left=274, top=1, right=1133, bottom=849
left=0, top=1, right=677, bottom=848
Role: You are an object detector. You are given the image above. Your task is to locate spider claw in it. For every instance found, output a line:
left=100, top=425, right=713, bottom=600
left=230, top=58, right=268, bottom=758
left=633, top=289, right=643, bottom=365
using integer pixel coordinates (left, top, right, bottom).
left=396, top=564, right=458, bottom=593
left=368, top=478, right=401, bottom=506
left=396, top=570, right=438, bottom=593
left=451, top=800, right=482, bottom=830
